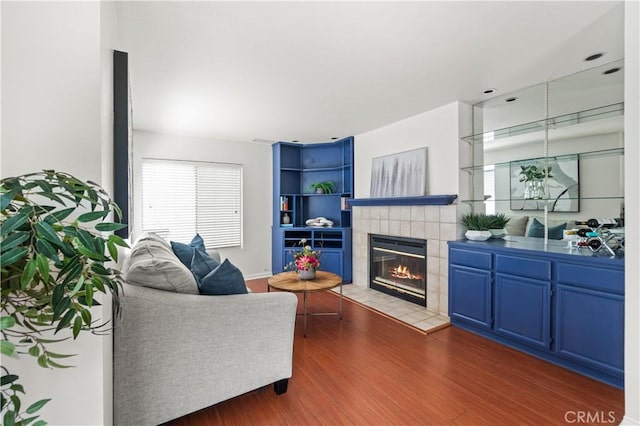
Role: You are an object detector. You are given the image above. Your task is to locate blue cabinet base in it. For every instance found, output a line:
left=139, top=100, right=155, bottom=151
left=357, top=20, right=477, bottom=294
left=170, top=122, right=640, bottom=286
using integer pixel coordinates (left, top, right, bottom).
left=450, top=320, right=623, bottom=389
left=448, top=240, right=624, bottom=390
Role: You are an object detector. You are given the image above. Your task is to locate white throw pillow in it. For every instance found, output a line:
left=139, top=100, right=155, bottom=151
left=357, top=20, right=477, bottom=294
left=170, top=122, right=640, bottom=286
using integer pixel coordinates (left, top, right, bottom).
left=125, top=236, right=198, bottom=294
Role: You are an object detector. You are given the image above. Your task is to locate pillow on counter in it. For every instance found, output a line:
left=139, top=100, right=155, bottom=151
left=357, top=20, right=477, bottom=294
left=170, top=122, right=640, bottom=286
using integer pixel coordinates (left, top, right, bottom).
left=504, top=216, right=528, bottom=237
left=526, top=217, right=566, bottom=240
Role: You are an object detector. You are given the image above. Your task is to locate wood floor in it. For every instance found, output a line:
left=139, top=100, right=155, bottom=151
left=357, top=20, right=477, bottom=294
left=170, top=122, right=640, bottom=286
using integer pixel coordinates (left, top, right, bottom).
left=169, top=278, right=624, bottom=426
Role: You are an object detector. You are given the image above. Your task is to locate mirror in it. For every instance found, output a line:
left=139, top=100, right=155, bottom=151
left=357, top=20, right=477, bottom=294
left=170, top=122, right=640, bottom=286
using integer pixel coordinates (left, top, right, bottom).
left=467, top=59, right=624, bottom=240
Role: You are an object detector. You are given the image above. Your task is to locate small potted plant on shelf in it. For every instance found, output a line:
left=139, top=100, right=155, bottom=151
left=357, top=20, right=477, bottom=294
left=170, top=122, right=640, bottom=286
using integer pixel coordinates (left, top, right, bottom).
left=307, top=181, right=335, bottom=194
left=488, top=213, right=511, bottom=239
left=461, top=212, right=494, bottom=241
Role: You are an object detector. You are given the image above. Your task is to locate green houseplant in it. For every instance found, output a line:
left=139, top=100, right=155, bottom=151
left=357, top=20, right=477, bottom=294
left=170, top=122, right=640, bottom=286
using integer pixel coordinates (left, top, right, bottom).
left=487, top=213, right=511, bottom=238
left=306, top=181, right=335, bottom=194
left=461, top=212, right=493, bottom=241
left=1, top=170, right=127, bottom=425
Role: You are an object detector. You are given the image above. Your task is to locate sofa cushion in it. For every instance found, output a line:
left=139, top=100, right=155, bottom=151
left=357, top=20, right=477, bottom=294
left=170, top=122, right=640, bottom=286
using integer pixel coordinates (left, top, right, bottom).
left=126, top=236, right=199, bottom=294
left=171, top=234, right=207, bottom=268
left=505, top=215, right=528, bottom=237
left=190, top=249, right=220, bottom=282
left=526, top=217, right=566, bottom=240
left=198, top=259, right=248, bottom=296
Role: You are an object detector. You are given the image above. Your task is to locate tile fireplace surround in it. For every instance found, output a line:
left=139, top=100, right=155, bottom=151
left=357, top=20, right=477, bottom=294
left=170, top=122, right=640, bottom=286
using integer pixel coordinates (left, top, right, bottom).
left=352, top=203, right=463, bottom=318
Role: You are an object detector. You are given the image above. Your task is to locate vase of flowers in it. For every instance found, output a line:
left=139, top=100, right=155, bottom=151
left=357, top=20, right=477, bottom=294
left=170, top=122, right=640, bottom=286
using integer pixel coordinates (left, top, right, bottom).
left=286, top=238, right=321, bottom=280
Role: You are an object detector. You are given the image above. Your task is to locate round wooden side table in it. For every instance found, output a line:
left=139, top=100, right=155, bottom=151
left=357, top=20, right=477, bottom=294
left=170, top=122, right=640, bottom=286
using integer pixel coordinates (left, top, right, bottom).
left=268, top=271, right=343, bottom=337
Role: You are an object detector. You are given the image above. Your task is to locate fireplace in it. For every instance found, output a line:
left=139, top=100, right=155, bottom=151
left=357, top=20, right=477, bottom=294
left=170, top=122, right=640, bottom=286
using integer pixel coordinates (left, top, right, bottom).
left=369, top=234, right=427, bottom=306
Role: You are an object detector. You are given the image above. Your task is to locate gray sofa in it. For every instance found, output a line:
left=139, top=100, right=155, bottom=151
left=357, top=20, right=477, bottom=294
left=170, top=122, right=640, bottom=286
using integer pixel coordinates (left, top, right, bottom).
left=113, top=234, right=298, bottom=425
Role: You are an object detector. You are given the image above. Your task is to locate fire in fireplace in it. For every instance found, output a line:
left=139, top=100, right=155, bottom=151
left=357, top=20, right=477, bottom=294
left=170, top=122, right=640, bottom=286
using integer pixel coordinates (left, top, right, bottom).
left=369, top=234, right=427, bottom=306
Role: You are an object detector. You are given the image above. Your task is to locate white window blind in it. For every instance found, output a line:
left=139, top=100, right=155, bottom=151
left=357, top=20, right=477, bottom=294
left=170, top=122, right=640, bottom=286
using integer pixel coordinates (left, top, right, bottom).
left=142, top=159, right=242, bottom=248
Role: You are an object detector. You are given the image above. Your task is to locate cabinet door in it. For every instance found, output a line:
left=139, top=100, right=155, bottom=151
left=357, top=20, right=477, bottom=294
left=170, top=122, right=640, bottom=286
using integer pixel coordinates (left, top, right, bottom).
left=449, top=265, right=492, bottom=329
left=494, top=274, right=550, bottom=349
left=319, top=250, right=343, bottom=277
left=555, top=284, right=624, bottom=377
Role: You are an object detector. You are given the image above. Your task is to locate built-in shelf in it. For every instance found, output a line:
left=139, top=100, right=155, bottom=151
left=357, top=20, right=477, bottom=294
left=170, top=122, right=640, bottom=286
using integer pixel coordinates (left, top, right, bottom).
left=461, top=103, right=624, bottom=144
left=349, top=195, right=458, bottom=206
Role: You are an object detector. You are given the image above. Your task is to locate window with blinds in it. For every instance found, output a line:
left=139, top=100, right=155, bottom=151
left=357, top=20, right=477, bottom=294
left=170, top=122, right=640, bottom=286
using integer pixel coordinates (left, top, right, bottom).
left=141, top=159, right=242, bottom=248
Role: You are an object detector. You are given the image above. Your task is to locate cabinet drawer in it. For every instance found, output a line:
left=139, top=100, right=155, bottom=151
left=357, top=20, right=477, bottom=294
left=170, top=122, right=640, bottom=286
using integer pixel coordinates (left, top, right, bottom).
left=496, top=255, right=551, bottom=281
left=557, top=263, right=624, bottom=293
left=449, top=248, right=492, bottom=270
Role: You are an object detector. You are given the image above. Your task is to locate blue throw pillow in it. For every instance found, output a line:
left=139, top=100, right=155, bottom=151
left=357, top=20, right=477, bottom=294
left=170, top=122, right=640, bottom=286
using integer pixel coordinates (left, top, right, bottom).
left=526, top=217, right=566, bottom=240
left=197, top=259, right=248, bottom=295
left=190, top=248, right=220, bottom=282
left=171, top=234, right=207, bottom=268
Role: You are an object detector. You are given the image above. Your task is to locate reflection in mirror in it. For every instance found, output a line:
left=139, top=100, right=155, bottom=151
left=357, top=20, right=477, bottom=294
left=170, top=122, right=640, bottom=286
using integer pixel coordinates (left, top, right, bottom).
left=468, top=60, right=624, bottom=240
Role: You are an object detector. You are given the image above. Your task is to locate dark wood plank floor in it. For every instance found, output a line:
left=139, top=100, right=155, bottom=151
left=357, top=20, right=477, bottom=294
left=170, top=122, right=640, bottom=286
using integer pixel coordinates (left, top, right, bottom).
left=169, top=278, right=624, bottom=425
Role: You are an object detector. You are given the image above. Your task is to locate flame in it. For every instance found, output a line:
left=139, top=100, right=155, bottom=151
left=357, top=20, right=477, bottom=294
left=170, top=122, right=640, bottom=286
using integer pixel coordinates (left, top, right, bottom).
left=390, top=264, right=422, bottom=280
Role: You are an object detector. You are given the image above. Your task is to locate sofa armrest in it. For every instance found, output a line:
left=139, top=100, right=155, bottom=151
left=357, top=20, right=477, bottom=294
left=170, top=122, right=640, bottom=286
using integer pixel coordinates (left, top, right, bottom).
left=113, top=283, right=298, bottom=426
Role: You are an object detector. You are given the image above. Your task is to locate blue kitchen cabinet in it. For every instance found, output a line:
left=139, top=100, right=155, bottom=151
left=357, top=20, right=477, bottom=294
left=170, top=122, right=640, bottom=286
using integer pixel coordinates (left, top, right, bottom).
left=448, top=239, right=624, bottom=388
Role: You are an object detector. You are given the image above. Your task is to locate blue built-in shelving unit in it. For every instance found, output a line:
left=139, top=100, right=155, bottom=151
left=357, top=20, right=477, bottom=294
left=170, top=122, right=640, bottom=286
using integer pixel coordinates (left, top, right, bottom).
left=272, top=137, right=353, bottom=282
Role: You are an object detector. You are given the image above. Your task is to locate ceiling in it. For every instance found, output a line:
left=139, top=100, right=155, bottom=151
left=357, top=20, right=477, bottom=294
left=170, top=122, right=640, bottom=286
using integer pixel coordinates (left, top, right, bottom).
left=114, top=1, right=624, bottom=144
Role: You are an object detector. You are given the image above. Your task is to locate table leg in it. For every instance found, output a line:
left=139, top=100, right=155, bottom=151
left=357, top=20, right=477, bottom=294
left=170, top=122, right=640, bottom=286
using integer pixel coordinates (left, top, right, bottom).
left=303, top=290, right=308, bottom=338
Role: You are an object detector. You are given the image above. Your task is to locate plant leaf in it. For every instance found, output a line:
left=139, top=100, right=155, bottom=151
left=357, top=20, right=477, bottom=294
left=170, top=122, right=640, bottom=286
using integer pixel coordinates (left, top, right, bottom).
left=0, top=374, right=18, bottom=386
left=0, top=247, right=28, bottom=268
left=70, top=275, right=85, bottom=297
left=28, top=346, right=40, bottom=357
left=36, top=253, right=50, bottom=283
left=49, top=207, right=76, bottom=223
left=36, top=239, right=59, bottom=263
left=54, top=309, right=75, bottom=334
left=77, top=210, right=108, bottom=223
left=0, top=231, right=29, bottom=253
left=52, top=297, right=71, bottom=322
left=0, top=316, right=16, bottom=330
left=72, top=316, right=82, bottom=338
left=46, top=359, right=73, bottom=369
left=108, top=234, right=129, bottom=248
left=85, top=283, right=94, bottom=307
left=80, top=308, right=92, bottom=327
left=107, top=240, right=118, bottom=262
left=37, top=355, right=48, bottom=368
left=35, top=221, right=62, bottom=247
left=26, top=399, right=51, bottom=415
left=3, top=409, right=16, bottom=426
left=0, top=187, right=19, bottom=211
left=20, top=258, right=38, bottom=289
left=44, top=351, right=76, bottom=359
left=0, top=212, right=28, bottom=237
left=95, top=222, right=127, bottom=232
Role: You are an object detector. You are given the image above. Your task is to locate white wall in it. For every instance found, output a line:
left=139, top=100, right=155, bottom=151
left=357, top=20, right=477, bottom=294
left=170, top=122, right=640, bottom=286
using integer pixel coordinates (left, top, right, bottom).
left=623, top=1, right=639, bottom=424
left=1, top=2, right=118, bottom=425
left=354, top=102, right=464, bottom=198
left=131, top=130, right=273, bottom=279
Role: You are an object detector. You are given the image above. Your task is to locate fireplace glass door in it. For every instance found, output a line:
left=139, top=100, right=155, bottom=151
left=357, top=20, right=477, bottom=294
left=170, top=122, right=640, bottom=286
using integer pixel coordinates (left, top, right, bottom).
left=369, top=234, right=427, bottom=306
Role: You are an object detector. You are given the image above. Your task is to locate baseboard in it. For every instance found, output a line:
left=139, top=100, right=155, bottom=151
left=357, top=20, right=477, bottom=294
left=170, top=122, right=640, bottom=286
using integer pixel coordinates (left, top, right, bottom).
left=244, top=272, right=272, bottom=280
